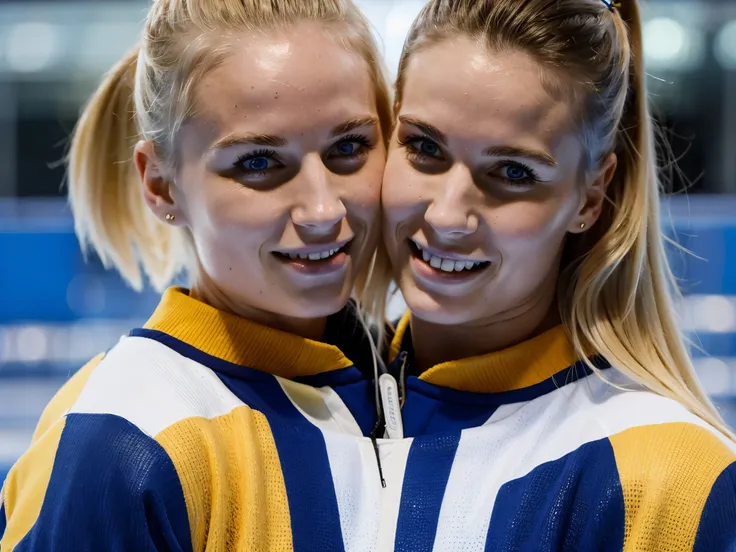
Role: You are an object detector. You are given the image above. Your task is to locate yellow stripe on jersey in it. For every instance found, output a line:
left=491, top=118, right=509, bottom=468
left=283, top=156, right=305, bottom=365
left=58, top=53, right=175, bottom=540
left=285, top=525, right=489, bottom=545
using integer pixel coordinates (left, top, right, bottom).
left=390, top=312, right=579, bottom=394
left=155, top=406, right=293, bottom=552
left=1, top=419, right=66, bottom=551
left=31, top=353, right=104, bottom=443
left=144, top=288, right=352, bottom=379
left=609, top=422, right=736, bottom=551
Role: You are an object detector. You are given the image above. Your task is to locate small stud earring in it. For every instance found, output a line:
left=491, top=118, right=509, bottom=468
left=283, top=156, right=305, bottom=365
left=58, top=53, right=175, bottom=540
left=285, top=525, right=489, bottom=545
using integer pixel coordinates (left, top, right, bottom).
left=580, top=222, right=586, bottom=230
left=165, top=213, right=176, bottom=222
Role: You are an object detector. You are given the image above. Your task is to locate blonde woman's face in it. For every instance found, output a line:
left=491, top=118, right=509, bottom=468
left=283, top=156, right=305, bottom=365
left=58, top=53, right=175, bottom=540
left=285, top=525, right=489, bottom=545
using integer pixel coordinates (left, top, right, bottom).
left=383, top=38, right=608, bottom=326
left=172, top=23, right=385, bottom=319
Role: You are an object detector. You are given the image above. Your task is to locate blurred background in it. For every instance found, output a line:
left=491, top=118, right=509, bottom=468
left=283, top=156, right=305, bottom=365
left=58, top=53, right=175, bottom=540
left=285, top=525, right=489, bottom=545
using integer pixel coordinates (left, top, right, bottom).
left=1, top=0, right=735, bottom=483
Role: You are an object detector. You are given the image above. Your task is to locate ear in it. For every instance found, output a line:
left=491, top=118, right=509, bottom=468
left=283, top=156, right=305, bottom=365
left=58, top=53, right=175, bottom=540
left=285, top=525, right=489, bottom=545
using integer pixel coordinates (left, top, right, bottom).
left=568, top=152, right=617, bottom=234
left=134, top=140, right=186, bottom=226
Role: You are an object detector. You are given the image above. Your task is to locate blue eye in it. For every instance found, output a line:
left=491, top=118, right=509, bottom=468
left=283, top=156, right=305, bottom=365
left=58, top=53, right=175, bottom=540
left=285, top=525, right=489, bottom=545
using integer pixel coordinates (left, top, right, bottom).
left=336, top=141, right=359, bottom=156
left=504, top=165, right=529, bottom=180
left=419, top=140, right=439, bottom=156
left=245, top=157, right=271, bottom=171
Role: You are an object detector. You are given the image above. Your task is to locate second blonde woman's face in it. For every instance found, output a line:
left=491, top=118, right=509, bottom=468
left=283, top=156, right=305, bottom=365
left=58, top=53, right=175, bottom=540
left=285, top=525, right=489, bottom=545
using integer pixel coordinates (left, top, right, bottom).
left=170, top=23, right=385, bottom=320
left=383, top=38, right=609, bottom=326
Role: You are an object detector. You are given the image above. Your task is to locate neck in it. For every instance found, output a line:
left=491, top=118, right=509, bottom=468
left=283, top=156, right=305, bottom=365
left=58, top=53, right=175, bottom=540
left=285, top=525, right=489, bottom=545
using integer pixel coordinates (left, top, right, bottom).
left=191, top=282, right=327, bottom=342
left=411, top=286, right=560, bottom=373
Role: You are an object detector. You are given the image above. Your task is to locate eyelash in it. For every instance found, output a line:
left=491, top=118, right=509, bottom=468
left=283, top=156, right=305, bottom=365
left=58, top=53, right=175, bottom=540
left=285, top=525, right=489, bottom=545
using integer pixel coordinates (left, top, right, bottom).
left=339, top=134, right=374, bottom=151
left=234, top=149, right=276, bottom=176
left=233, top=135, right=374, bottom=176
left=498, top=161, right=540, bottom=186
left=399, top=134, right=541, bottom=186
left=398, top=134, right=437, bottom=162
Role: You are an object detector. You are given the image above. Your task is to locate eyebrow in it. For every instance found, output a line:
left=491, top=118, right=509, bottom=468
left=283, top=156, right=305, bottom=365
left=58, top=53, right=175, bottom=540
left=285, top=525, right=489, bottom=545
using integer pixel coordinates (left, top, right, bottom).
left=211, top=116, right=379, bottom=150
left=482, top=145, right=558, bottom=167
left=398, top=116, right=448, bottom=146
left=330, top=116, right=379, bottom=138
left=399, top=115, right=557, bottom=167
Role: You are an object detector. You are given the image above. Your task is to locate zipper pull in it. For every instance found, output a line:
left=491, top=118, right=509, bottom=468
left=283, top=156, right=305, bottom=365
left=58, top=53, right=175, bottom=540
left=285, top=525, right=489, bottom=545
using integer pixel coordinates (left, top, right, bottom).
left=379, top=373, right=404, bottom=440
left=369, top=415, right=386, bottom=488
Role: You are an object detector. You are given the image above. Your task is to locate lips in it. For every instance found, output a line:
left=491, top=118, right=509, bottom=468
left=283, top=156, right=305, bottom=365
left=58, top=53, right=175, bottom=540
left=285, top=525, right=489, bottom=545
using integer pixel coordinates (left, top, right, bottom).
left=274, top=240, right=352, bottom=263
left=281, top=246, right=342, bottom=261
left=409, top=239, right=490, bottom=274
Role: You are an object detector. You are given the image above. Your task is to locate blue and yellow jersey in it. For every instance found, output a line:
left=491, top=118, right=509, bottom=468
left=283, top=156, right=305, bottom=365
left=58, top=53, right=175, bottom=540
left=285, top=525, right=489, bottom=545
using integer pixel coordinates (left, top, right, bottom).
left=1, top=289, right=735, bottom=551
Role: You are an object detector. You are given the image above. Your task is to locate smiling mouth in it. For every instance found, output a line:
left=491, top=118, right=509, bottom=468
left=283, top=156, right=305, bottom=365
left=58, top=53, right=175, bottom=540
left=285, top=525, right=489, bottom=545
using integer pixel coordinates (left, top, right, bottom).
left=408, top=240, right=490, bottom=274
left=273, top=241, right=351, bottom=263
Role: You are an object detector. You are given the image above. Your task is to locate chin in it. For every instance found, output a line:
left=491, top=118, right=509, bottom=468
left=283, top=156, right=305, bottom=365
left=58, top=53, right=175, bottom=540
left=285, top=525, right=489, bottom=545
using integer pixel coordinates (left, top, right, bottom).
left=400, top=281, right=476, bottom=326
left=282, top=283, right=353, bottom=320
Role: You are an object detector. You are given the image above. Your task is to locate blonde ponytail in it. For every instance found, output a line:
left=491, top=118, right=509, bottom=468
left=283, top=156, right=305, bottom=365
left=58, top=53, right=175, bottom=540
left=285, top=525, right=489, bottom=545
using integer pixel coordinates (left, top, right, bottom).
left=565, top=1, right=733, bottom=438
left=68, top=47, right=187, bottom=291
left=395, top=0, right=733, bottom=439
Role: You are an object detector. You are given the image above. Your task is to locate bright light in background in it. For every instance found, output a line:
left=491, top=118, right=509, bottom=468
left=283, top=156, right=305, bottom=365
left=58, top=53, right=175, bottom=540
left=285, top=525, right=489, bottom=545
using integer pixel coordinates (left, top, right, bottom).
left=695, top=358, right=732, bottom=397
left=715, top=20, right=736, bottom=70
left=15, top=326, right=49, bottom=363
left=5, top=22, right=60, bottom=73
left=385, top=1, right=426, bottom=77
left=643, top=17, right=703, bottom=71
left=691, top=296, right=736, bottom=333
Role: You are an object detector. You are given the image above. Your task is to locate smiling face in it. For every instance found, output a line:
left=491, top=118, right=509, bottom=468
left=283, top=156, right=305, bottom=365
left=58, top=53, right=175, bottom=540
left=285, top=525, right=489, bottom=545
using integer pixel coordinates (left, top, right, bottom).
left=383, top=37, right=607, bottom=327
left=141, top=23, right=386, bottom=323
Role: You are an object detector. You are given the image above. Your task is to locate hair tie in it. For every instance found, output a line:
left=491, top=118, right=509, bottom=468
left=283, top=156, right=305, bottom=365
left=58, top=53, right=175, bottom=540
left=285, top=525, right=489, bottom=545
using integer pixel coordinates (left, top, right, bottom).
left=601, top=0, right=622, bottom=11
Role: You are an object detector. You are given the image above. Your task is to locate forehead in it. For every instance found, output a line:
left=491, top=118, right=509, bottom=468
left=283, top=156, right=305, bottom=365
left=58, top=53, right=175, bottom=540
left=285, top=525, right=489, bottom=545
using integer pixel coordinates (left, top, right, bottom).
left=192, top=22, right=377, bottom=139
left=399, top=37, right=576, bottom=150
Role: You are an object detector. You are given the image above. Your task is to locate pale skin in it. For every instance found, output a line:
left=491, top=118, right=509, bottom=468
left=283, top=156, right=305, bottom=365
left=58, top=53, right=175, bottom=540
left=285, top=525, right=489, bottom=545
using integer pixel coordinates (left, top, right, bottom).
left=134, top=23, right=386, bottom=340
left=382, top=37, right=617, bottom=371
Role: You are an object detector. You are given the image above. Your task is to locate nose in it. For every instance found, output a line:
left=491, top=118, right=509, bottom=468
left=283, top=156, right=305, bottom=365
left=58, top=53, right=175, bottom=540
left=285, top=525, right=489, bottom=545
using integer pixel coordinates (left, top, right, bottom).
left=424, top=164, right=479, bottom=238
left=291, top=154, right=347, bottom=234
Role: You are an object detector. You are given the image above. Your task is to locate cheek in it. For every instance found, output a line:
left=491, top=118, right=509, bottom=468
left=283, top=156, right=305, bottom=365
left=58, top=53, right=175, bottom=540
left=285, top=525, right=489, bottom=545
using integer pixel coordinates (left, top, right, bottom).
left=381, top=154, right=424, bottom=218
left=344, top=156, right=384, bottom=216
left=489, top=194, right=576, bottom=251
left=185, top=175, right=284, bottom=239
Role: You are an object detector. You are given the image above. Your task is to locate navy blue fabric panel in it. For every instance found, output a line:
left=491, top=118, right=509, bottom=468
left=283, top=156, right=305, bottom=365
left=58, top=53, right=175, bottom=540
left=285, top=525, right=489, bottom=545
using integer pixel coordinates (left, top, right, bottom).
left=394, top=433, right=461, bottom=551
left=296, top=367, right=365, bottom=387
left=130, top=328, right=349, bottom=551
left=15, top=413, right=192, bottom=552
left=329, top=380, right=376, bottom=436
left=694, top=461, right=736, bottom=552
left=0, top=500, right=6, bottom=541
left=485, top=438, right=625, bottom=552
left=128, top=329, right=275, bottom=383
left=215, top=372, right=346, bottom=552
left=131, top=328, right=377, bottom=435
left=297, top=370, right=376, bottom=437
left=401, top=386, right=497, bottom=437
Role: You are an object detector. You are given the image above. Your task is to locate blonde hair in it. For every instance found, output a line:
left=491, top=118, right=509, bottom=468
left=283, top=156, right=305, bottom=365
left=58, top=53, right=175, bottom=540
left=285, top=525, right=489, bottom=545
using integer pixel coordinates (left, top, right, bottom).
left=68, top=0, right=392, bottom=321
left=394, top=0, right=731, bottom=436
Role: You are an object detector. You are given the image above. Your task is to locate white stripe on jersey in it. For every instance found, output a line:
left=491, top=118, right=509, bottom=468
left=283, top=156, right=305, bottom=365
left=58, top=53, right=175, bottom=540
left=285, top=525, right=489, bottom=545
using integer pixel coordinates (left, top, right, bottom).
left=433, top=373, right=733, bottom=551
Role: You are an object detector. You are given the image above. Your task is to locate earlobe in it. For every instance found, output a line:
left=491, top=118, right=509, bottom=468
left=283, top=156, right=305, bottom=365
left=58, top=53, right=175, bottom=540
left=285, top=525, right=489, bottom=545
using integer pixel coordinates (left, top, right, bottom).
left=134, top=140, right=184, bottom=226
left=569, top=153, right=617, bottom=234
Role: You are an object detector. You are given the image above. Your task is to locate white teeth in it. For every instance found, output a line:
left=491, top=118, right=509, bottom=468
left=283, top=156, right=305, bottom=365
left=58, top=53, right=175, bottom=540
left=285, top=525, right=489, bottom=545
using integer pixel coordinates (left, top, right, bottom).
left=440, top=258, right=455, bottom=272
left=413, top=241, right=486, bottom=273
left=284, top=247, right=342, bottom=261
